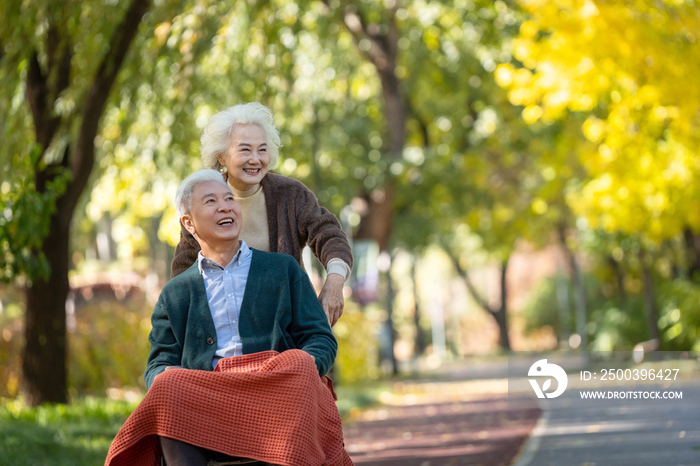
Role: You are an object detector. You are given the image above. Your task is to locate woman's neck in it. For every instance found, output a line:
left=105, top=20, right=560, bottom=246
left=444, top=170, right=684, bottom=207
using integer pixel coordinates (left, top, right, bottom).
left=228, top=181, right=261, bottom=198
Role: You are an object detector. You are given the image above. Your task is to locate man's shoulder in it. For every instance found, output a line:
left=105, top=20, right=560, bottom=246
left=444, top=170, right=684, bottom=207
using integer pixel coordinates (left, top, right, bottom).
left=161, top=262, right=200, bottom=297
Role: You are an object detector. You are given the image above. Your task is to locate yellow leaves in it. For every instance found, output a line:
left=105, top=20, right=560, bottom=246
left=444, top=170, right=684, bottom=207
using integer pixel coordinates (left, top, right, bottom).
left=522, top=105, right=543, bottom=123
left=519, top=20, right=539, bottom=38
left=582, top=116, right=605, bottom=143
left=512, top=39, right=534, bottom=65
left=637, top=85, right=659, bottom=105
left=158, top=208, right=180, bottom=247
left=423, top=26, right=441, bottom=51
left=531, top=198, right=548, bottom=215
left=352, top=81, right=373, bottom=101
left=103, top=124, right=121, bottom=140
left=504, top=0, right=700, bottom=241
left=579, top=0, right=599, bottom=18
left=543, top=89, right=571, bottom=114
left=569, top=93, right=595, bottom=111
left=494, top=64, right=514, bottom=87
left=514, top=68, right=533, bottom=87
left=518, top=0, right=551, bottom=13
left=568, top=132, right=699, bottom=242
left=154, top=22, right=171, bottom=46
left=597, top=144, right=615, bottom=163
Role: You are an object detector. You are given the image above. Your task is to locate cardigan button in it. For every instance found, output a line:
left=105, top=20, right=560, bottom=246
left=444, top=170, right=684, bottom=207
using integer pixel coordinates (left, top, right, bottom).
left=206, top=338, right=214, bottom=345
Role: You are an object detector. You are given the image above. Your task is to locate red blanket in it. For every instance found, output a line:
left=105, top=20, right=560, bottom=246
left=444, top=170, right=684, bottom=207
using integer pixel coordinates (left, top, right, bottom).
left=105, top=350, right=354, bottom=466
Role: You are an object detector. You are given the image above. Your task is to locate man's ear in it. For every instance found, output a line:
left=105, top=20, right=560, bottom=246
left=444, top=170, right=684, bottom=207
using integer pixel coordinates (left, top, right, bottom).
left=182, top=215, right=196, bottom=237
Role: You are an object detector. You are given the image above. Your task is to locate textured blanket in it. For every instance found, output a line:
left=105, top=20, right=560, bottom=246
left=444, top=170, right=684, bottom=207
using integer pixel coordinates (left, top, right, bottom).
left=105, top=350, right=354, bottom=466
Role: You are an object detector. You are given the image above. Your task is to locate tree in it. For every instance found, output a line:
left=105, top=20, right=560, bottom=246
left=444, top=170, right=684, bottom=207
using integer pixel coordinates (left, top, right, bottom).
left=496, top=0, right=700, bottom=242
left=0, top=0, right=152, bottom=405
left=496, top=0, right=700, bottom=345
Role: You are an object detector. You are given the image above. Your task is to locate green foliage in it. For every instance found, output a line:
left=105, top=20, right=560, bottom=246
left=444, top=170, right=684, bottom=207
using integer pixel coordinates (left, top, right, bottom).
left=0, top=396, right=138, bottom=465
left=521, top=272, right=648, bottom=350
left=0, top=145, right=72, bottom=282
left=657, top=280, right=700, bottom=351
left=587, top=299, right=648, bottom=352
left=520, top=274, right=571, bottom=336
left=523, top=274, right=700, bottom=351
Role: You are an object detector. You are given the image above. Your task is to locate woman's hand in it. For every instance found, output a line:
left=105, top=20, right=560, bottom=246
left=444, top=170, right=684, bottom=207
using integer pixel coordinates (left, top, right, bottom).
left=318, top=273, right=345, bottom=327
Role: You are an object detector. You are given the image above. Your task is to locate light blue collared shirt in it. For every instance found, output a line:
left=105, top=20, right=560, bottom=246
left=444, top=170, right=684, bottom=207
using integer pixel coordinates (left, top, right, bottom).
left=197, top=240, right=253, bottom=369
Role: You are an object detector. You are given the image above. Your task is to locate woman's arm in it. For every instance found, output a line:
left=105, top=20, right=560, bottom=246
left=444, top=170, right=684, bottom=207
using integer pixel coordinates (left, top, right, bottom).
left=295, top=186, right=353, bottom=326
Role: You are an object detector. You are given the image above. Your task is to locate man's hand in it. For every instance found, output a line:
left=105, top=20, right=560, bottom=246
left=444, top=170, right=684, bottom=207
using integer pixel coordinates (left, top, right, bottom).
left=318, top=273, right=345, bottom=327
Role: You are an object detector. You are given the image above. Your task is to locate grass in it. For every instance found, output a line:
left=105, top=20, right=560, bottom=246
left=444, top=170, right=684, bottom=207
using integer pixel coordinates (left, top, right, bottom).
left=0, top=397, right=140, bottom=466
left=334, top=382, right=388, bottom=420
left=0, top=383, right=385, bottom=465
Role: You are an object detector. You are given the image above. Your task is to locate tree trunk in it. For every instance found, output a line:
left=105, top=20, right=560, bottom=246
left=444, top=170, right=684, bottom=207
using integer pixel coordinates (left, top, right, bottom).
left=684, top=228, right=700, bottom=281
left=21, top=201, right=71, bottom=404
left=385, top=259, right=398, bottom=375
left=442, top=243, right=512, bottom=351
left=639, top=249, right=660, bottom=344
left=608, top=255, right=627, bottom=308
left=411, top=256, right=425, bottom=356
left=558, top=226, right=588, bottom=351
left=495, top=258, right=511, bottom=351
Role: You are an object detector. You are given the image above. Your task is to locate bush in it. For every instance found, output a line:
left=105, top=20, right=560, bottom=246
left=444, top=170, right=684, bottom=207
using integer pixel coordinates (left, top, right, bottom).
left=332, top=301, right=380, bottom=385
left=69, top=294, right=153, bottom=396
left=521, top=273, right=605, bottom=339
left=657, top=280, right=700, bottom=351
left=0, top=291, right=24, bottom=398
left=587, top=297, right=648, bottom=351
left=522, top=273, right=649, bottom=351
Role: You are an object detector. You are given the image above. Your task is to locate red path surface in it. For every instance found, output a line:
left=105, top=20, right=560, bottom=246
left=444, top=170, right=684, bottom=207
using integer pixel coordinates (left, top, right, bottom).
left=343, top=394, right=540, bottom=466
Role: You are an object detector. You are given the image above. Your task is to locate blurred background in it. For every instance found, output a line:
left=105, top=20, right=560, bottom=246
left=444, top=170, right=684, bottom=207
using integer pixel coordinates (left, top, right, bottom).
left=1, top=0, right=699, bottom=413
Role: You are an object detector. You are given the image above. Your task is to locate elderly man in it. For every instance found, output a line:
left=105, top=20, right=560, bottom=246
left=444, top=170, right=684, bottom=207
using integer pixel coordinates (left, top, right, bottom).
left=105, top=170, right=351, bottom=466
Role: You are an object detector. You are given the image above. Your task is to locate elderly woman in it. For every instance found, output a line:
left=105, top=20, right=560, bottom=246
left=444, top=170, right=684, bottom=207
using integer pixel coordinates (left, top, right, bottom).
left=105, top=170, right=351, bottom=466
left=172, top=103, right=352, bottom=326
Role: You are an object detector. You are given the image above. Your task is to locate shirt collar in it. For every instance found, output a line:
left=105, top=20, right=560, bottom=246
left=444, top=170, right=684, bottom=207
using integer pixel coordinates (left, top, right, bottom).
left=197, top=240, right=251, bottom=274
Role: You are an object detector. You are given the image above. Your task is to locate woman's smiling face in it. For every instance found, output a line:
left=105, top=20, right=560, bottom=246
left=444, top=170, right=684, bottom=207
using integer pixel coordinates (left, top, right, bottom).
left=219, top=124, right=269, bottom=191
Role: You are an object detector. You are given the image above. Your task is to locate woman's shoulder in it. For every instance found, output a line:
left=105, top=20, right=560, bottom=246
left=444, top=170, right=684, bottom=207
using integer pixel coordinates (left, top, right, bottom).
left=251, top=248, right=299, bottom=268
left=262, top=172, right=312, bottom=194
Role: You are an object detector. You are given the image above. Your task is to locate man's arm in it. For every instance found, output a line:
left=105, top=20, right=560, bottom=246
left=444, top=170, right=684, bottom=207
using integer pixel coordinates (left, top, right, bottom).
left=144, top=301, right=182, bottom=389
left=287, top=264, right=338, bottom=376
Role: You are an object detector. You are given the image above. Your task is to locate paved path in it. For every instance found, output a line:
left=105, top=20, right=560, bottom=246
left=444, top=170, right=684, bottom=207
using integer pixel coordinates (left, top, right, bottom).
left=513, top=381, right=700, bottom=466
left=343, top=389, right=539, bottom=466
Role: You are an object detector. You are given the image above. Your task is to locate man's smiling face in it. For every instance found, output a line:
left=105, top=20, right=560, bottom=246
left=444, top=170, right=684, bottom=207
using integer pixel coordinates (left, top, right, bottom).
left=182, top=180, right=242, bottom=246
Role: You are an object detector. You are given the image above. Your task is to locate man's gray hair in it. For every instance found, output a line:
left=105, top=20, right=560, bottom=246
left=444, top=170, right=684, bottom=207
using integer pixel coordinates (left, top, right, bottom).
left=175, top=169, right=229, bottom=219
left=200, top=102, right=281, bottom=171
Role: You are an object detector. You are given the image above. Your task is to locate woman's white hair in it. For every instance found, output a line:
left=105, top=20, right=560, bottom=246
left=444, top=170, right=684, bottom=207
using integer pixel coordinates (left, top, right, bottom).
left=200, top=102, right=281, bottom=171
left=175, top=169, right=229, bottom=219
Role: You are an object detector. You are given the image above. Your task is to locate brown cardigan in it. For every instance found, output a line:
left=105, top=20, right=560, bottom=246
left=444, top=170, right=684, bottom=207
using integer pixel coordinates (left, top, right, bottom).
left=171, top=173, right=353, bottom=278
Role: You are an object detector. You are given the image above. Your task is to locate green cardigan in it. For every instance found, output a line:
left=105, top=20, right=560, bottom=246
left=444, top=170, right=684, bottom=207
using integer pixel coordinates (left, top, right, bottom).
left=144, top=249, right=337, bottom=389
